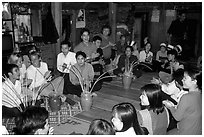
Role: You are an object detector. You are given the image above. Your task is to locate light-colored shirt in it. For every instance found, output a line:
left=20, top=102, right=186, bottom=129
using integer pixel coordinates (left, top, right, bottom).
left=139, top=50, right=153, bottom=63
left=74, top=42, right=97, bottom=58
left=2, top=125, right=9, bottom=135
left=69, top=62, right=94, bottom=86
left=27, top=62, right=48, bottom=89
left=132, top=50, right=140, bottom=60
left=2, top=79, right=22, bottom=108
left=57, top=52, right=76, bottom=73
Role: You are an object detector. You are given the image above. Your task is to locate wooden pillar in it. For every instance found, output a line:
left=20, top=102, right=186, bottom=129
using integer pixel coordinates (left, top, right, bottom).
left=109, top=2, right=117, bottom=43
left=51, top=2, right=62, bottom=70
left=71, top=10, right=77, bottom=48
left=31, top=9, right=42, bottom=36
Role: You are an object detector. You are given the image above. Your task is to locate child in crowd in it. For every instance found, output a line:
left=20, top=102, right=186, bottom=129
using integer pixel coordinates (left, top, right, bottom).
left=14, top=106, right=54, bottom=135
left=138, top=84, right=169, bottom=135
left=57, top=41, right=76, bottom=95
left=132, top=41, right=140, bottom=60
left=111, top=102, right=149, bottom=135
left=87, top=119, right=115, bottom=135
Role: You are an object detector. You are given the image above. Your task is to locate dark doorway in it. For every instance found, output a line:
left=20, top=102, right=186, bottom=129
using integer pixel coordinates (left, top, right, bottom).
left=133, top=12, right=148, bottom=49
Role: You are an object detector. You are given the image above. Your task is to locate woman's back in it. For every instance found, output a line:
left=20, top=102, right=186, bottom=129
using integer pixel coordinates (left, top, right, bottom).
left=138, top=108, right=169, bottom=135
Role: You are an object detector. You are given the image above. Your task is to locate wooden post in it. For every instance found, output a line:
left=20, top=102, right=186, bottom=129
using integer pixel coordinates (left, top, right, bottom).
left=71, top=10, right=77, bottom=48
left=109, top=3, right=117, bottom=43
left=51, top=2, right=62, bottom=70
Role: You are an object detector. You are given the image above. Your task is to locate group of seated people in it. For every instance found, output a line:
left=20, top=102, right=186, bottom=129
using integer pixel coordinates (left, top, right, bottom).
left=3, top=63, right=201, bottom=135
left=2, top=24, right=202, bottom=135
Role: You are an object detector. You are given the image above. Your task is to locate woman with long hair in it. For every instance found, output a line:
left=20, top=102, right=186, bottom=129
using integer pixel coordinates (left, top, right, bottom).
left=138, top=84, right=169, bottom=134
left=111, top=102, right=148, bottom=135
left=87, top=119, right=115, bottom=135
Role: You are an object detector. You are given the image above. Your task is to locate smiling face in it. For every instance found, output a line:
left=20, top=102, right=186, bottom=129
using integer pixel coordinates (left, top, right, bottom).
left=30, top=54, right=40, bottom=68
left=9, top=67, right=20, bottom=80
left=139, top=91, right=150, bottom=106
left=182, top=72, right=196, bottom=89
left=76, top=55, right=85, bottom=67
left=145, top=43, right=151, bottom=52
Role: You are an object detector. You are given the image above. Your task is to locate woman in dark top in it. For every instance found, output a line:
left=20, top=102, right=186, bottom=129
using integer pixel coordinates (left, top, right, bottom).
left=113, top=46, right=142, bottom=78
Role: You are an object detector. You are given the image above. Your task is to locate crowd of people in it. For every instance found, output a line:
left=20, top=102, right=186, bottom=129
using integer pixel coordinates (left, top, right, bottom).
left=2, top=21, right=202, bottom=135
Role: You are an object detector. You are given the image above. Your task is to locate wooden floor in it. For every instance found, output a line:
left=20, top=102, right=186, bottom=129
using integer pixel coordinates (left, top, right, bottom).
left=75, top=72, right=157, bottom=122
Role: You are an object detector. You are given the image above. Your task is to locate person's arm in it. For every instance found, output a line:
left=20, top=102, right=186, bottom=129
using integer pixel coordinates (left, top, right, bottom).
left=69, top=66, right=80, bottom=85
left=156, top=51, right=160, bottom=61
left=168, top=95, right=188, bottom=121
left=88, top=64, right=95, bottom=81
left=139, top=51, right=145, bottom=62
left=27, top=69, right=45, bottom=89
left=117, top=55, right=124, bottom=71
left=57, top=54, right=63, bottom=72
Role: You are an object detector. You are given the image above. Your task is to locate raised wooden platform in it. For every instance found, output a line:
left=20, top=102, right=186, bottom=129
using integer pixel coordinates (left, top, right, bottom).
left=75, top=72, right=157, bottom=122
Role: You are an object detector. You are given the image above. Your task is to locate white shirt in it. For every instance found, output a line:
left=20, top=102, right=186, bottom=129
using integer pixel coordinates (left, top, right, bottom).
left=57, top=52, right=76, bottom=73
left=116, top=127, right=136, bottom=135
left=27, top=62, right=48, bottom=89
left=2, top=79, right=22, bottom=108
left=2, top=125, right=9, bottom=135
left=139, top=50, right=153, bottom=62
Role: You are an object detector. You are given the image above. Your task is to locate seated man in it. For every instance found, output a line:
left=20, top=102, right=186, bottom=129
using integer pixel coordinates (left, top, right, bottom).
left=26, top=51, right=59, bottom=97
left=7, top=52, right=32, bottom=87
left=14, top=106, right=53, bottom=135
left=91, top=35, right=105, bottom=79
left=69, top=51, right=101, bottom=97
left=57, top=41, right=76, bottom=95
left=2, top=64, right=24, bottom=118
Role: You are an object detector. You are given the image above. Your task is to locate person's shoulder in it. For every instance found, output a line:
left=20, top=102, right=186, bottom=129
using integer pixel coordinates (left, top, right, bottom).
left=41, top=61, right=48, bottom=66
left=140, top=50, right=145, bottom=54
left=27, top=65, right=34, bottom=71
left=74, top=42, right=83, bottom=49
left=57, top=52, right=63, bottom=56
left=69, top=51, right=76, bottom=56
